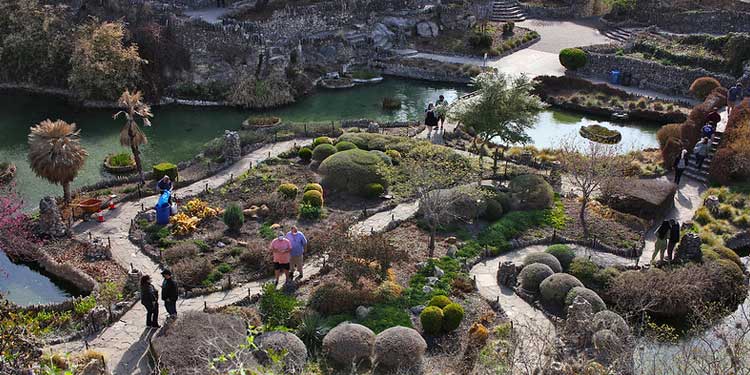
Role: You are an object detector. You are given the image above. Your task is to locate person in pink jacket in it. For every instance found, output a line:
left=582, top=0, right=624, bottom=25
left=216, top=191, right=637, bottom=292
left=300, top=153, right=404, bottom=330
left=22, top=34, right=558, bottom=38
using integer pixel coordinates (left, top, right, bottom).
left=270, top=232, right=292, bottom=286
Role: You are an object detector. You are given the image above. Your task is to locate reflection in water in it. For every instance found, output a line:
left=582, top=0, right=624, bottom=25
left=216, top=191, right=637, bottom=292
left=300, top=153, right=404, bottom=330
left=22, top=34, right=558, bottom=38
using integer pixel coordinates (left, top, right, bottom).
left=0, top=250, right=78, bottom=306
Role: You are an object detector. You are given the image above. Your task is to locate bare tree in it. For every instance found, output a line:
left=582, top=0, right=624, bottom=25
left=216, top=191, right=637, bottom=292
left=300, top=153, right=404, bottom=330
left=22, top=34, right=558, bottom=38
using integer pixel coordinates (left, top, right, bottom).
left=557, top=137, right=631, bottom=237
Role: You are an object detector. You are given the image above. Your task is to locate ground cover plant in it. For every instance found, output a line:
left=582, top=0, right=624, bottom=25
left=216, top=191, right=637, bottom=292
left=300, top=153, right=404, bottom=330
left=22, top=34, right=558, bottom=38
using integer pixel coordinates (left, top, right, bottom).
left=413, top=22, right=539, bottom=57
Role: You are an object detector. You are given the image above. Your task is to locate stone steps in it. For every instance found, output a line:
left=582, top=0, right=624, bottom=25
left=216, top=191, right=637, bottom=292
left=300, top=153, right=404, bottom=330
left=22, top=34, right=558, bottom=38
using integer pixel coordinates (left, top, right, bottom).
left=600, top=26, right=634, bottom=43
left=490, top=0, right=526, bottom=22
left=683, top=131, right=723, bottom=183
left=344, top=31, right=368, bottom=46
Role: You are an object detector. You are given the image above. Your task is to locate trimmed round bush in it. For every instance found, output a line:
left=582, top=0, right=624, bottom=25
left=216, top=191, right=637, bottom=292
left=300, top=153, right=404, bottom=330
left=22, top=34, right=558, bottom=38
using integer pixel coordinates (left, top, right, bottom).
left=335, top=141, right=358, bottom=152
left=312, top=143, right=337, bottom=161
left=442, top=303, right=464, bottom=332
left=518, top=263, right=555, bottom=294
left=312, top=136, right=332, bottom=148
left=545, top=244, right=575, bottom=270
left=483, top=199, right=504, bottom=220
left=374, top=327, right=427, bottom=370
left=255, top=331, right=307, bottom=373
left=298, top=147, right=312, bottom=162
left=322, top=323, right=375, bottom=368
left=494, top=192, right=512, bottom=213
left=419, top=306, right=444, bottom=335
left=522, top=252, right=563, bottom=273
left=385, top=149, right=401, bottom=160
left=539, top=273, right=584, bottom=311
left=318, top=149, right=387, bottom=196
left=559, top=48, right=587, bottom=70
left=369, top=150, right=392, bottom=165
left=509, top=174, right=554, bottom=210
left=565, top=286, right=606, bottom=313
left=153, top=162, right=178, bottom=182
left=689, top=77, right=721, bottom=100
left=713, top=246, right=742, bottom=268
left=427, top=295, right=452, bottom=309
left=364, top=183, right=385, bottom=198
left=302, top=190, right=324, bottom=207
left=592, top=310, right=630, bottom=338
left=303, top=183, right=323, bottom=194
left=569, top=257, right=599, bottom=286
left=277, top=183, right=298, bottom=199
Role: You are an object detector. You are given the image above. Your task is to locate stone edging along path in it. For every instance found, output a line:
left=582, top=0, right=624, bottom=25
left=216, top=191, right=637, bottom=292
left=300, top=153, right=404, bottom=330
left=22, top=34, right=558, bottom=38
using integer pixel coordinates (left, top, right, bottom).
left=49, top=139, right=322, bottom=375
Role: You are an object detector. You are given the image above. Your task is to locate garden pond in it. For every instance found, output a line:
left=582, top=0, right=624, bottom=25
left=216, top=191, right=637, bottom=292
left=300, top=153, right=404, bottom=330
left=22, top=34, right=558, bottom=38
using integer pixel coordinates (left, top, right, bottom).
left=0, top=249, right=82, bottom=306
left=1, top=78, right=657, bottom=211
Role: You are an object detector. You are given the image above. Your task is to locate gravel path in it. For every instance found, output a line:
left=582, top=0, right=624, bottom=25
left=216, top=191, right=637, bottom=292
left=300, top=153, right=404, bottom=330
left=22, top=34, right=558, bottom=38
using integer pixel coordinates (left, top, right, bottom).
left=50, top=139, right=317, bottom=374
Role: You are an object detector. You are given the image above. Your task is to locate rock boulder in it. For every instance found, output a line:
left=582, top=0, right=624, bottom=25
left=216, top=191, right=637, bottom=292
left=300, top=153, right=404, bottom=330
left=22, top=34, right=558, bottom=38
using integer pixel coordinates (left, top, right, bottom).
left=38, top=196, right=67, bottom=238
left=374, top=326, right=427, bottom=371
left=599, top=178, right=676, bottom=220
left=416, top=21, right=439, bottom=38
left=675, top=233, right=702, bottom=262
left=255, top=331, right=307, bottom=373
left=322, top=323, right=375, bottom=368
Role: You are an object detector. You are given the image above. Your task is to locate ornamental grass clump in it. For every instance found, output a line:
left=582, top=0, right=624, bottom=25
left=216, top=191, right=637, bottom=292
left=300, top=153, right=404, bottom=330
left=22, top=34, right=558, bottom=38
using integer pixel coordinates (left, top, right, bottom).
left=222, top=203, right=244, bottom=232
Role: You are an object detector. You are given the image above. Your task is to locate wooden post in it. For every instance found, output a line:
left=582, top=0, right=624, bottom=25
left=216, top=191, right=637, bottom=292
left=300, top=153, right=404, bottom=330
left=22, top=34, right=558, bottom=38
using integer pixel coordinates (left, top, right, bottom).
left=130, top=263, right=134, bottom=272
left=230, top=173, right=234, bottom=183
left=141, top=203, right=144, bottom=211
left=107, top=236, right=111, bottom=249
left=205, top=183, right=209, bottom=192
left=204, top=301, right=207, bottom=310
left=89, top=232, right=93, bottom=240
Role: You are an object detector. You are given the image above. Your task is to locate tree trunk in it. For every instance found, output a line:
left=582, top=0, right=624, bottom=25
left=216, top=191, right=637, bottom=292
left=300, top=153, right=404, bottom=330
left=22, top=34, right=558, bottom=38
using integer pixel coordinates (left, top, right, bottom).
left=428, top=224, right=437, bottom=258
left=63, top=182, right=71, bottom=204
left=579, top=197, right=589, bottom=237
left=131, top=143, right=144, bottom=184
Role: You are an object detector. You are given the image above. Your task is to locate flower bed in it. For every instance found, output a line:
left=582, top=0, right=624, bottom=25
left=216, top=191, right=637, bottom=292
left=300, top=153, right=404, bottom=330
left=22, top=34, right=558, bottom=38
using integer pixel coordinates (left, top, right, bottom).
left=103, top=153, right=136, bottom=174
left=412, top=23, right=540, bottom=58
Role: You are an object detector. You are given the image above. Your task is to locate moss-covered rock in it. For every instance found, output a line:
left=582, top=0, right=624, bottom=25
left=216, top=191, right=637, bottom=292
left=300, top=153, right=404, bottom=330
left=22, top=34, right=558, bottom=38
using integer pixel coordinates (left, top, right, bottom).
left=523, top=252, right=563, bottom=273
left=539, top=273, right=584, bottom=312
left=318, top=149, right=387, bottom=196
left=518, top=263, right=555, bottom=294
left=592, top=310, right=630, bottom=338
left=312, top=143, right=337, bottom=161
left=335, top=141, right=358, bottom=152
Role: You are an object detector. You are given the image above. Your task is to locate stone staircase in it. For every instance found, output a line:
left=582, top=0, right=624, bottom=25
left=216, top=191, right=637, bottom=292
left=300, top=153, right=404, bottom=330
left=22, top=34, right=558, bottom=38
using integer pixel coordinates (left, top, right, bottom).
left=684, top=131, right=723, bottom=183
left=491, top=0, right=526, bottom=22
left=600, top=26, right=636, bottom=43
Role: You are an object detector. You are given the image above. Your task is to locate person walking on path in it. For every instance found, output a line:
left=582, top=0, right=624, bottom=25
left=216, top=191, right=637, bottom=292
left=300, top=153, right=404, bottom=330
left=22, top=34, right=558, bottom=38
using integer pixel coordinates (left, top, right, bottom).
left=435, top=95, right=449, bottom=131
left=424, top=103, right=439, bottom=136
left=286, top=225, right=307, bottom=280
left=693, top=137, right=710, bottom=170
left=651, top=220, right=671, bottom=264
left=673, top=149, right=689, bottom=185
left=728, top=83, right=742, bottom=113
left=706, top=107, right=721, bottom=126
left=701, top=122, right=715, bottom=140
left=270, top=232, right=292, bottom=286
left=667, top=219, right=680, bottom=262
left=161, top=269, right=178, bottom=318
left=140, top=275, right=160, bottom=328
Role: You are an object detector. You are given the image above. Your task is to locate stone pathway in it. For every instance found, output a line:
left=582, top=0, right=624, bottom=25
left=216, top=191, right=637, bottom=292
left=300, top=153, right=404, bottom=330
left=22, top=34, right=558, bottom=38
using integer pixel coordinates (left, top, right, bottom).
left=349, top=201, right=420, bottom=236
left=184, top=8, right=231, bottom=24
left=50, top=139, right=312, bottom=374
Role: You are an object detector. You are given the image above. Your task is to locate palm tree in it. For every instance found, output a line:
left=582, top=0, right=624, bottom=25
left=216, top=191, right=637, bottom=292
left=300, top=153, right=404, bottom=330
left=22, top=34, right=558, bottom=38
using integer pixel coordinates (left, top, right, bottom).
left=114, top=89, right=152, bottom=184
left=28, top=119, right=88, bottom=204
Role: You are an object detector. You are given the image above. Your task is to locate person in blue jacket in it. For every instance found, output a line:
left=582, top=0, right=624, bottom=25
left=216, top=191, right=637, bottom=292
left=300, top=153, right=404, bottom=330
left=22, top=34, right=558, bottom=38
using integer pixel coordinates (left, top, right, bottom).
left=157, top=175, right=173, bottom=194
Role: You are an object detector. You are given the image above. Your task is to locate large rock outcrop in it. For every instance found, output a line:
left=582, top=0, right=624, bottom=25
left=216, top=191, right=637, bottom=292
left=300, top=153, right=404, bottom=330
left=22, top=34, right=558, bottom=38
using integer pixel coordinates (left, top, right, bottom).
left=38, top=196, right=67, bottom=238
left=599, top=178, right=676, bottom=220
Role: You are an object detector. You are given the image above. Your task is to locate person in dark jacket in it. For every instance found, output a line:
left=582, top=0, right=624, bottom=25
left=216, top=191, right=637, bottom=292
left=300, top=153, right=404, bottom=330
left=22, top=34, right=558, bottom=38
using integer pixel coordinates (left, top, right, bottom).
left=424, top=103, right=439, bottom=135
left=673, top=149, right=688, bottom=185
left=161, top=269, right=178, bottom=317
left=667, top=219, right=680, bottom=262
left=140, top=275, right=160, bottom=328
left=705, top=107, right=721, bottom=125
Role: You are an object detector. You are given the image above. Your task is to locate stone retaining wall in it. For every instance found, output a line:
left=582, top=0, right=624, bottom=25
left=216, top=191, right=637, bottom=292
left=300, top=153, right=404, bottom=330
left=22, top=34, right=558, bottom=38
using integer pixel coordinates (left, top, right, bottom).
left=618, top=9, right=750, bottom=34
left=371, top=63, right=472, bottom=83
left=520, top=3, right=573, bottom=18
left=577, top=50, right=737, bottom=96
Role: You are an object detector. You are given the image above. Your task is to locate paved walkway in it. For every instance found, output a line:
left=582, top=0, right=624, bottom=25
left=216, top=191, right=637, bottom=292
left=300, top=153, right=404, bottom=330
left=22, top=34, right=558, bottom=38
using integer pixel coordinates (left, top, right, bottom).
left=184, top=8, right=231, bottom=24
left=349, top=201, right=420, bottom=236
left=50, top=139, right=312, bottom=374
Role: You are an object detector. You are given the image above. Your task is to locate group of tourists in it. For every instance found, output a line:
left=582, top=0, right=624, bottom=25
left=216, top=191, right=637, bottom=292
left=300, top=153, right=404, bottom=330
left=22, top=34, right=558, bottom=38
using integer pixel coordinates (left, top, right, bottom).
left=672, top=107, right=721, bottom=186
left=425, top=95, right=449, bottom=134
left=138, top=225, right=308, bottom=328
left=652, top=219, right=682, bottom=264
left=728, top=82, right=749, bottom=114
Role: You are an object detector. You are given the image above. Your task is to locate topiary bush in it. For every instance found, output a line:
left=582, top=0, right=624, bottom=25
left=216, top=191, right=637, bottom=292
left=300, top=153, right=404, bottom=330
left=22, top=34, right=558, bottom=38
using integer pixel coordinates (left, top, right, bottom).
left=318, top=149, right=387, bottom=196
left=565, top=286, right=606, bottom=313
left=713, top=246, right=742, bottom=268
left=277, top=183, right=299, bottom=199
left=419, top=306, right=444, bottom=335
left=153, top=162, right=178, bottom=182
left=298, top=147, right=312, bottom=162
left=518, top=263, right=555, bottom=294
left=656, top=123, right=683, bottom=150
left=442, top=303, right=464, bottom=332
left=509, top=174, right=554, bottom=210
left=523, top=252, right=563, bottom=273
left=559, top=48, right=587, bottom=70
left=545, top=244, right=576, bottom=271
left=568, top=257, right=599, bottom=287
left=483, top=199, right=504, bottom=220
left=539, top=273, right=584, bottom=312
left=364, top=183, right=385, bottom=198
left=312, top=143, right=337, bottom=161
left=303, top=183, right=323, bottom=194
left=312, top=136, right=332, bottom=148
left=335, top=141, right=358, bottom=152
left=427, top=295, right=452, bottom=309
left=494, top=192, right=512, bottom=213
left=302, top=190, right=324, bottom=207
left=223, top=202, right=244, bottom=232
left=689, top=77, right=721, bottom=100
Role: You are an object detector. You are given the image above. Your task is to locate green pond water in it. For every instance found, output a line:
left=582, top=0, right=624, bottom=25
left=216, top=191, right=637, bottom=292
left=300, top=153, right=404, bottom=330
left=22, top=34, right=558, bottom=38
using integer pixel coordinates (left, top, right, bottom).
left=0, top=249, right=82, bottom=306
left=1, top=77, right=658, bottom=212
